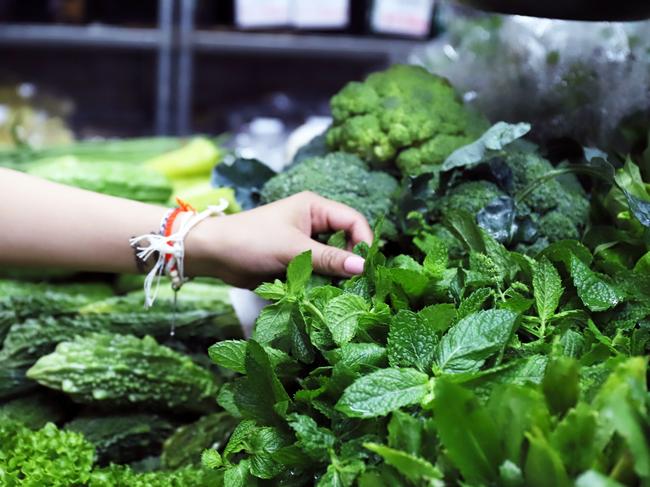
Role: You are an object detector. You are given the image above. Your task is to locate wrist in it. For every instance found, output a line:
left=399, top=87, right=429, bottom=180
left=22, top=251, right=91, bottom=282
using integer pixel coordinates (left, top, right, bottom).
left=183, top=215, right=228, bottom=279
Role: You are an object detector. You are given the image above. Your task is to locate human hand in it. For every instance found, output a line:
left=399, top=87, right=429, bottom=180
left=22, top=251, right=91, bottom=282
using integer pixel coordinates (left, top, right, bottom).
left=185, top=191, right=373, bottom=288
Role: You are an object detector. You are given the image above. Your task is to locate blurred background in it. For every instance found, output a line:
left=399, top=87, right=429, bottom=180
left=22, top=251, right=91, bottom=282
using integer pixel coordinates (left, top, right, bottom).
left=0, top=0, right=648, bottom=161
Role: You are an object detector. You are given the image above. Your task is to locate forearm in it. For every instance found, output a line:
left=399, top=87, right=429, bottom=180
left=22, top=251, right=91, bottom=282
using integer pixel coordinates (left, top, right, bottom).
left=0, top=168, right=167, bottom=274
left=0, top=169, right=370, bottom=287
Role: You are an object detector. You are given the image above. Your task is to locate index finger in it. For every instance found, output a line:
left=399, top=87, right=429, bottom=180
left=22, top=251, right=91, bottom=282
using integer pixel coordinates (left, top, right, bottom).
left=308, top=194, right=373, bottom=246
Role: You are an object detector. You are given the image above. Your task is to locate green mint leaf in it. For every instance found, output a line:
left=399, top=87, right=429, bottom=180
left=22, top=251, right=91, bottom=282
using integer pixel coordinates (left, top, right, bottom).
left=549, top=403, right=599, bottom=476
left=388, top=310, right=438, bottom=372
left=524, top=428, right=571, bottom=487
left=540, top=240, right=592, bottom=268
left=457, top=287, right=493, bottom=319
left=217, top=382, right=242, bottom=418
left=328, top=343, right=388, bottom=395
left=469, top=252, right=504, bottom=287
left=363, top=443, right=442, bottom=482
left=237, top=341, right=290, bottom=424
left=444, top=209, right=486, bottom=253
left=335, top=343, right=387, bottom=371
left=253, top=302, right=293, bottom=345
left=201, top=448, right=223, bottom=469
left=499, top=288, right=534, bottom=314
left=542, top=356, right=579, bottom=416
left=224, top=459, right=252, bottom=487
left=418, top=303, right=456, bottom=334
left=324, top=294, right=368, bottom=346
left=287, top=251, right=313, bottom=296
left=317, top=458, right=365, bottom=487
left=208, top=340, right=249, bottom=373
left=569, top=254, right=623, bottom=312
left=288, top=413, right=336, bottom=461
left=208, top=340, right=296, bottom=375
left=433, top=378, right=502, bottom=485
left=327, top=230, right=348, bottom=249
left=559, top=329, right=586, bottom=359
left=289, top=307, right=315, bottom=364
left=594, top=357, right=650, bottom=478
left=423, top=237, right=448, bottom=278
left=435, top=309, right=518, bottom=374
left=389, top=256, right=428, bottom=299
left=223, top=420, right=258, bottom=460
left=532, top=257, right=563, bottom=325
left=247, top=427, right=287, bottom=479
left=487, top=384, right=550, bottom=464
left=389, top=268, right=429, bottom=299
left=387, top=410, right=424, bottom=456
left=255, top=280, right=286, bottom=300
left=336, top=368, right=430, bottom=418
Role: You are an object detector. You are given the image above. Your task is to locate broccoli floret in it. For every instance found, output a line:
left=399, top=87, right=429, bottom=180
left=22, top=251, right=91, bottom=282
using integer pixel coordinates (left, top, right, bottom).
left=326, top=65, right=487, bottom=176
left=502, top=150, right=589, bottom=242
left=435, top=181, right=507, bottom=216
left=260, top=152, right=399, bottom=227
left=538, top=210, right=581, bottom=242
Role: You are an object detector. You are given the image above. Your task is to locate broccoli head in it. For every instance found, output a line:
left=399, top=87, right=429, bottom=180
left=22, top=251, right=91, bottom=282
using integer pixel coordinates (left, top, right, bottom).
left=434, top=181, right=507, bottom=216
left=428, top=148, right=590, bottom=255
left=260, top=152, right=399, bottom=227
left=326, top=64, right=487, bottom=176
left=502, top=150, right=590, bottom=242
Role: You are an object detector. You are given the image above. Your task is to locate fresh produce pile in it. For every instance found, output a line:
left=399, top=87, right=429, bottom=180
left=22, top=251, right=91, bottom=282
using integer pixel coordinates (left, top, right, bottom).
left=0, top=277, right=243, bottom=485
left=1, top=64, right=650, bottom=486
left=0, top=137, right=244, bottom=485
left=206, top=65, right=650, bottom=486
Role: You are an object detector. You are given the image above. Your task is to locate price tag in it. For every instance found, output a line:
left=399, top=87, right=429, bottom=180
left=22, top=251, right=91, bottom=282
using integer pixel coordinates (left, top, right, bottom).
left=292, top=0, right=349, bottom=29
left=235, top=0, right=290, bottom=28
left=370, top=0, right=435, bottom=37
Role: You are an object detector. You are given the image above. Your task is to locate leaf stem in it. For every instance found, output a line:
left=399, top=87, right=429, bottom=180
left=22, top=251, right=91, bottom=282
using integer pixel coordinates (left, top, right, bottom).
left=303, top=300, right=326, bottom=325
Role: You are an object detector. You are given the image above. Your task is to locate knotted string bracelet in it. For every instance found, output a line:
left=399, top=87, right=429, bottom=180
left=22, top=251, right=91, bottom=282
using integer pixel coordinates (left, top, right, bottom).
left=130, top=197, right=229, bottom=307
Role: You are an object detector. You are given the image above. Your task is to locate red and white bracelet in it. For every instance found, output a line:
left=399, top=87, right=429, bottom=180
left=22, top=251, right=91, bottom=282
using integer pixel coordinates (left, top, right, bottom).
left=130, top=197, right=229, bottom=307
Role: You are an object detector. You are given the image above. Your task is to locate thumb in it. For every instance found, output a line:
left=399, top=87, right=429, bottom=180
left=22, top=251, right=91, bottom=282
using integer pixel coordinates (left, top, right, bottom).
left=308, top=240, right=366, bottom=277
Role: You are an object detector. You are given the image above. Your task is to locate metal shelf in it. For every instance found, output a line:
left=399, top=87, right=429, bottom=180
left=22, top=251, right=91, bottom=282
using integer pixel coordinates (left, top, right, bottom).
left=191, top=30, right=420, bottom=59
left=0, top=0, right=424, bottom=136
left=0, top=23, right=164, bottom=50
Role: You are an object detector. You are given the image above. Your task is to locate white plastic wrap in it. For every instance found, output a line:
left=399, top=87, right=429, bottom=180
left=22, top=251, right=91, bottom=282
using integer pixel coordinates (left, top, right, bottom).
left=411, top=9, right=650, bottom=150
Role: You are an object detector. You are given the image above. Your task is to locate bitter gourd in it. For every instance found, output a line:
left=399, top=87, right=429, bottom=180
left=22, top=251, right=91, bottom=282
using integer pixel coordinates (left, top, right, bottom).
left=1, top=316, right=94, bottom=364
left=0, top=358, right=36, bottom=399
left=27, top=333, right=219, bottom=413
left=161, top=412, right=238, bottom=469
left=28, top=157, right=172, bottom=203
left=0, top=391, right=66, bottom=429
left=0, top=280, right=112, bottom=346
left=77, top=281, right=242, bottom=340
left=65, top=413, right=173, bottom=465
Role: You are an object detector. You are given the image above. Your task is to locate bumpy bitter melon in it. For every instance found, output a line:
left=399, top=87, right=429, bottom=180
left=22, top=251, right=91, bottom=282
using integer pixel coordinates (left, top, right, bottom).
left=65, top=413, right=174, bottom=465
left=161, top=412, right=238, bottom=469
left=27, top=333, right=220, bottom=413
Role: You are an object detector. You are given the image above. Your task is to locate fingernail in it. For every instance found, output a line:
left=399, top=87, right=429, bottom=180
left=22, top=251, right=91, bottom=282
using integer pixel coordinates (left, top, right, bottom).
left=344, top=255, right=365, bottom=275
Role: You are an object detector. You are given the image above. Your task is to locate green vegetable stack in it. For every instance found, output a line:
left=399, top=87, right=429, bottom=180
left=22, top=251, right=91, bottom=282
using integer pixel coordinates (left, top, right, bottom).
left=2, top=63, right=650, bottom=486
left=0, top=275, right=242, bottom=483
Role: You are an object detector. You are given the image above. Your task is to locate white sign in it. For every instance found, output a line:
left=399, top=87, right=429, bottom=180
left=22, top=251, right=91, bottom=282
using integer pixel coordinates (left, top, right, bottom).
left=235, top=0, right=291, bottom=28
left=292, top=0, right=349, bottom=29
left=370, top=0, right=435, bottom=37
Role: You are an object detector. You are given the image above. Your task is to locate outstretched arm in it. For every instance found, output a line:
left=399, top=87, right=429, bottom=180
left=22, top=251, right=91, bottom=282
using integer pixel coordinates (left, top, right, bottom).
left=0, top=168, right=372, bottom=288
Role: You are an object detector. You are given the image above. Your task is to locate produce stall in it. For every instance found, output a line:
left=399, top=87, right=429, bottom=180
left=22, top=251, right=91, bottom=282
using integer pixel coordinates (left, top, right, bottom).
left=1, top=1, right=649, bottom=486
